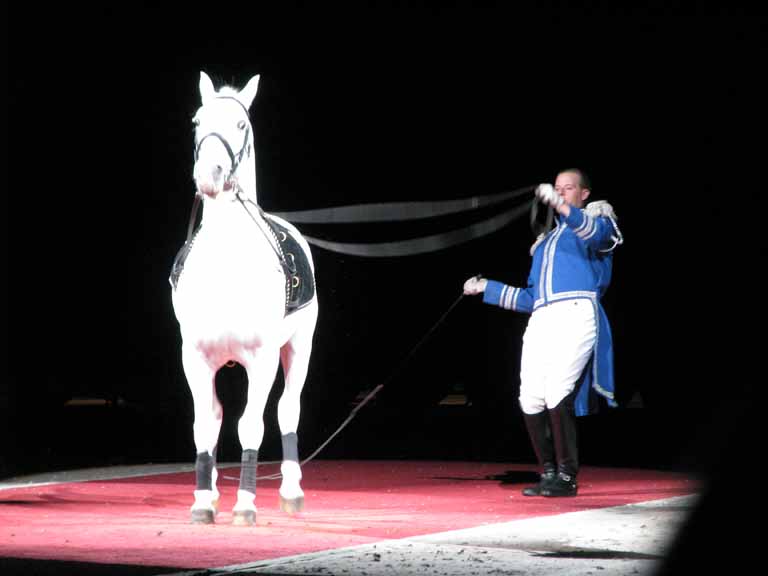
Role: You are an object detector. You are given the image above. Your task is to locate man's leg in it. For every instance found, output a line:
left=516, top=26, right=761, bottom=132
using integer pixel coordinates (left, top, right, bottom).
left=521, top=410, right=557, bottom=496
left=519, top=308, right=555, bottom=496
left=541, top=396, right=579, bottom=496
left=541, top=299, right=596, bottom=497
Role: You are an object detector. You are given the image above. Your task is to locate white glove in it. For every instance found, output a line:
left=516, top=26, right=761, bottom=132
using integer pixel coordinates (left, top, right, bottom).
left=463, top=276, right=487, bottom=295
left=535, top=183, right=564, bottom=208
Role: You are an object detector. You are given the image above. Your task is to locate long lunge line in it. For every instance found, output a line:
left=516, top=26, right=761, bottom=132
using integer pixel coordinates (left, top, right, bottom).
left=238, top=291, right=467, bottom=482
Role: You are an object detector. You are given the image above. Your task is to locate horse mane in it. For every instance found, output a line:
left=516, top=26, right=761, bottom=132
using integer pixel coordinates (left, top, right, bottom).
left=217, top=86, right=241, bottom=97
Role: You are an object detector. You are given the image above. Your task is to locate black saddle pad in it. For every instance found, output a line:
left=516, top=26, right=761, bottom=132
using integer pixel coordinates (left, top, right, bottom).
left=170, top=216, right=315, bottom=316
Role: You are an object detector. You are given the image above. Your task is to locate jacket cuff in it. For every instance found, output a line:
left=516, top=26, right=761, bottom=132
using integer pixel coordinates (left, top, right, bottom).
left=564, top=206, right=585, bottom=229
left=483, top=280, right=517, bottom=310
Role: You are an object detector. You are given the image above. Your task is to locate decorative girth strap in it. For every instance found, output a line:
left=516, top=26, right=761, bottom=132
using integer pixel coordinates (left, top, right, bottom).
left=260, top=213, right=316, bottom=315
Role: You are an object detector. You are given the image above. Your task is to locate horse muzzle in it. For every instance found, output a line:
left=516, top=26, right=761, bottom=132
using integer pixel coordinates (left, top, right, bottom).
left=194, top=163, right=230, bottom=199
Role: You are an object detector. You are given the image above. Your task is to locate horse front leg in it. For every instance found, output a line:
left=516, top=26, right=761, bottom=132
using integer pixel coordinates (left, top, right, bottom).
left=183, top=344, right=223, bottom=524
left=232, top=346, right=280, bottom=526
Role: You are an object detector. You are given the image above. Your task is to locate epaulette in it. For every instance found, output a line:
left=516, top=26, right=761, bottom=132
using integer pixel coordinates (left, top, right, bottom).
left=585, top=200, right=617, bottom=220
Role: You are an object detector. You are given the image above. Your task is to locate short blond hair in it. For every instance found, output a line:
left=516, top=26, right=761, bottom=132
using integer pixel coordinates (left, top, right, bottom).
left=558, top=168, right=592, bottom=191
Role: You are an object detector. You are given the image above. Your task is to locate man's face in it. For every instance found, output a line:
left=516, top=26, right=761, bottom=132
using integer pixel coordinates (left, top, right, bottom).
left=555, top=171, right=590, bottom=208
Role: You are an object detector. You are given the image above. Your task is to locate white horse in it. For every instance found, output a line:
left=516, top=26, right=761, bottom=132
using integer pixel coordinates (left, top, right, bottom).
left=170, top=71, right=318, bottom=525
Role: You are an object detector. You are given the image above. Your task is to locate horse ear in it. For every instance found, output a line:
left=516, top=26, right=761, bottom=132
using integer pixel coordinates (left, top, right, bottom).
left=199, top=71, right=217, bottom=105
left=238, top=74, right=260, bottom=110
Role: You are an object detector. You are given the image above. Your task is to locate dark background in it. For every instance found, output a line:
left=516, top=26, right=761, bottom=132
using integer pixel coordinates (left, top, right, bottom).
left=4, top=2, right=763, bottom=570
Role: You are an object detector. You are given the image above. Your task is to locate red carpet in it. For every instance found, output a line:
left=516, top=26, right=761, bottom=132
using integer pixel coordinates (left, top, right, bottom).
left=0, top=460, right=699, bottom=569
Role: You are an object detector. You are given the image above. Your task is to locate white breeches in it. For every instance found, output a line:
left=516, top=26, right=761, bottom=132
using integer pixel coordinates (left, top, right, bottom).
left=519, top=298, right=597, bottom=415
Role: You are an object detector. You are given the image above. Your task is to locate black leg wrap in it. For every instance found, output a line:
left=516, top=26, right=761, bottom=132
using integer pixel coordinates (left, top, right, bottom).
left=239, top=449, right=259, bottom=493
left=548, top=399, right=579, bottom=478
left=281, top=432, right=299, bottom=463
left=523, top=411, right=556, bottom=474
left=195, top=451, right=214, bottom=491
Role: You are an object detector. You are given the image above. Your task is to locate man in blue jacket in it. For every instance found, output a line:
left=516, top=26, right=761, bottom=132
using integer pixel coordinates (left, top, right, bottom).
left=463, top=168, right=623, bottom=497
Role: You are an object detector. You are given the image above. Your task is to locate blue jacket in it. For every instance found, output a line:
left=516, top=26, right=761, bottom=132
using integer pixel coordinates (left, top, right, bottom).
left=483, top=201, right=623, bottom=415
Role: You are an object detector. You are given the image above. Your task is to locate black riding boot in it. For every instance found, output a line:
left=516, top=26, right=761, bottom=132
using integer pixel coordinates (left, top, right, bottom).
left=522, top=411, right=557, bottom=496
left=542, top=399, right=579, bottom=497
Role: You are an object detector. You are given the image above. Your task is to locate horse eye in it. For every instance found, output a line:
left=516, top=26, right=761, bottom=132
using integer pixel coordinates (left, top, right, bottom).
left=237, top=120, right=246, bottom=130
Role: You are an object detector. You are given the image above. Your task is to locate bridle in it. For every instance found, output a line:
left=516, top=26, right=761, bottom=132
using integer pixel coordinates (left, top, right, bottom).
left=182, top=95, right=255, bottom=250
left=193, top=96, right=252, bottom=186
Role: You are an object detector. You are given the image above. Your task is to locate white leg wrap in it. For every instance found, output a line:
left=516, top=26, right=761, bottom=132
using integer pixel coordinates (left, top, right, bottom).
left=279, top=460, right=304, bottom=500
left=191, top=489, right=218, bottom=512
left=233, top=489, right=257, bottom=512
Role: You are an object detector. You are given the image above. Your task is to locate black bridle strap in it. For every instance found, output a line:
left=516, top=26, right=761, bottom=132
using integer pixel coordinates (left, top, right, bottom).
left=195, top=132, right=236, bottom=164
left=215, top=95, right=251, bottom=118
left=194, top=123, right=251, bottom=177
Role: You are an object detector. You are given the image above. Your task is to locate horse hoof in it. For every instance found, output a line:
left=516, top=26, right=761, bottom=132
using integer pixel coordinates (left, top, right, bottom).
left=280, top=495, right=304, bottom=515
left=232, top=509, right=256, bottom=526
left=191, top=509, right=215, bottom=524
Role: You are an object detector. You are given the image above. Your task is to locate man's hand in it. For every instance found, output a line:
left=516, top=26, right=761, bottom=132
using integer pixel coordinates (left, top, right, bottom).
left=463, top=276, right=488, bottom=295
left=535, top=183, right=564, bottom=208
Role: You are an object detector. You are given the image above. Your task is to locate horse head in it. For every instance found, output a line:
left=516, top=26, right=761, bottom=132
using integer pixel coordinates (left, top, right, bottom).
left=192, top=71, right=260, bottom=200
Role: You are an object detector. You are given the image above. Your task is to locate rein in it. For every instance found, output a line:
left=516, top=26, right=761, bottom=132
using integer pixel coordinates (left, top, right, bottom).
left=529, top=195, right=554, bottom=237
left=184, top=195, right=202, bottom=246
left=236, top=193, right=297, bottom=278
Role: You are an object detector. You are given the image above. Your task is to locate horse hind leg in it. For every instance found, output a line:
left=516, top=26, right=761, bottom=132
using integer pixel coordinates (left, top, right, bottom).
left=232, top=347, right=280, bottom=526
left=277, top=311, right=317, bottom=515
left=278, top=431, right=303, bottom=515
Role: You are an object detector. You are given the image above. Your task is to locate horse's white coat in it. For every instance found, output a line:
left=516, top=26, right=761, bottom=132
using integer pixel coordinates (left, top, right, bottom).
left=171, top=71, right=318, bottom=521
